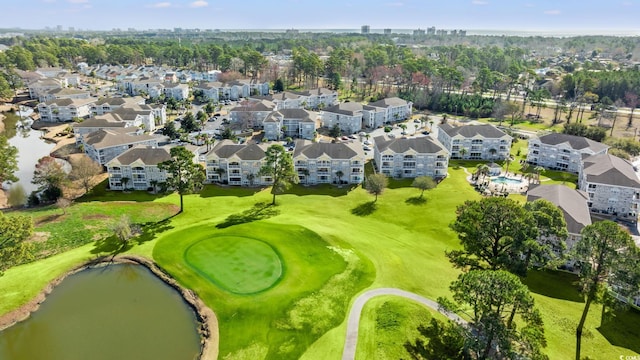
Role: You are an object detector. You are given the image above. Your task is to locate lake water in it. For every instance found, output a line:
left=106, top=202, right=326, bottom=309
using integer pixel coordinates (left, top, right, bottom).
left=4, top=127, right=55, bottom=194
left=0, top=264, right=201, bottom=360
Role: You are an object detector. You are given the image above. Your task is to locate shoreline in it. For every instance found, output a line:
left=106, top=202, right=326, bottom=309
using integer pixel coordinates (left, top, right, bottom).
left=0, top=255, right=219, bottom=360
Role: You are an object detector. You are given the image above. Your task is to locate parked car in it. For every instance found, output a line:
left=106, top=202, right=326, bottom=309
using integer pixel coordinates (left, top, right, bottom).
left=388, top=133, right=396, bottom=138
left=421, top=131, right=430, bottom=135
left=363, top=145, right=372, bottom=151
left=349, top=135, right=357, bottom=139
left=363, top=140, right=372, bottom=145
left=413, top=119, right=421, bottom=123
left=341, top=136, right=349, bottom=140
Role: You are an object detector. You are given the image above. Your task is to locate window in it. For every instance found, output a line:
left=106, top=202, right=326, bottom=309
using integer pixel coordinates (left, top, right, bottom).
left=588, top=184, right=597, bottom=189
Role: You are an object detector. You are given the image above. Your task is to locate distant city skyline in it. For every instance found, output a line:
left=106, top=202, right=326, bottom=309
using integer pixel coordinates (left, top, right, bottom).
left=1, top=0, right=639, bottom=35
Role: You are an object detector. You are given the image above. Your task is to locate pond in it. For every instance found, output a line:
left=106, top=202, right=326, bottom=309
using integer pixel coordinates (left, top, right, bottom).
left=0, top=264, right=202, bottom=360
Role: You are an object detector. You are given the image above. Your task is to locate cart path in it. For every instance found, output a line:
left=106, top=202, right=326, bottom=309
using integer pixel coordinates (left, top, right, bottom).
left=341, top=288, right=467, bottom=360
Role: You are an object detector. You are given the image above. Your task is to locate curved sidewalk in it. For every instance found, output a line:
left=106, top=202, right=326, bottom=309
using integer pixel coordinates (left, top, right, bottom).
left=341, top=288, right=466, bottom=360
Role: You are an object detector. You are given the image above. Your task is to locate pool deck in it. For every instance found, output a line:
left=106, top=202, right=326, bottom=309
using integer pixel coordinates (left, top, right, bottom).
left=469, top=172, right=530, bottom=195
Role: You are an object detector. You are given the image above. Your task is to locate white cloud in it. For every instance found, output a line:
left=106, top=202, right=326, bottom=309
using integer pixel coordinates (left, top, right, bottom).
left=147, top=1, right=172, bottom=8
left=544, top=9, right=561, bottom=15
left=471, top=0, right=488, bottom=5
left=189, top=0, right=208, bottom=7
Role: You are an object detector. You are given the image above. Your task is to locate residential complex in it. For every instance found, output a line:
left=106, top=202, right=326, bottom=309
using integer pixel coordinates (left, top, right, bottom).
left=106, top=146, right=172, bottom=191
left=263, top=109, right=317, bottom=141
left=527, top=133, right=609, bottom=173
left=373, top=135, right=449, bottom=179
left=437, top=123, right=512, bottom=160
left=579, top=153, right=640, bottom=220
left=204, top=140, right=271, bottom=186
left=82, top=128, right=159, bottom=166
left=293, top=140, right=365, bottom=184
left=37, top=98, right=96, bottom=122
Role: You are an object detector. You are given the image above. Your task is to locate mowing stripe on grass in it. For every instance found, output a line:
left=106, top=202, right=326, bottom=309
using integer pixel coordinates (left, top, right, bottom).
left=184, top=235, right=284, bottom=295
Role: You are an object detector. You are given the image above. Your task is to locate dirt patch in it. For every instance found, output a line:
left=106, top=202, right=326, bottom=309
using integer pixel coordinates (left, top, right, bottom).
left=82, top=214, right=112, bottom=221
left=27, top=231, right=50, bottom=243
left=34, top=213, right=65, bottom=226
left=0, top=255, right=219, bottom=360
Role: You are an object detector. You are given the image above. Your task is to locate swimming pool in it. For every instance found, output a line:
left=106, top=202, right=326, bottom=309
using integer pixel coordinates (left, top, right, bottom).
left=490, top=176, right=524, bottom=185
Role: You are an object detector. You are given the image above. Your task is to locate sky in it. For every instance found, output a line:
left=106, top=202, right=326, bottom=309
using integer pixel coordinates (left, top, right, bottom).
left=1, top=0, right=639, bottom=35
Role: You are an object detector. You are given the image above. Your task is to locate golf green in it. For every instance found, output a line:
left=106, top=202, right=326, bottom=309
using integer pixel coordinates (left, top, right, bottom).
left=184, top=236, right=283, bottom=294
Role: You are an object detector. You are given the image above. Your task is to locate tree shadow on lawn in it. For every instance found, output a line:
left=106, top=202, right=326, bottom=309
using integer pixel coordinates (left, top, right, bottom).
left=284, top=183, right=355, bottom=197
left=91, top=216, right=175, bottom=257
left=91, top=234, right=134, bottom=257
left=351, top=201, right=377, bottom=216
left=597, top=307, right=640, bottom=355
left=199, top=184, right=263, bottom=198
left=521, top=269, right=584, bottom=303
left=216, top=202, right=280, bottom=229
left=405, top=196, right=427, bottom=205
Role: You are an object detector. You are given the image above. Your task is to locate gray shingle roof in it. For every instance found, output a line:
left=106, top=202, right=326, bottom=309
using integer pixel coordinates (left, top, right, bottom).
left=538, top=133, right=609, bottom=152
left=44, top=97, right=97, bottom=107
left=84, top=128, right=157, bottom=149
left=210, top=140, right=267, bottom=160
left=374, top=136, right=448, bottom=154
left=439, top=123, right=510, bottom=139
left=527, top=184, right=591, bottom=234
left=324, top=102, right=363, bottom=116
left=367, top=97, right=409, bottom=108
left=74, top=117, right=127, bottom=128
left=230, top=99, right=275, bottom=112
left=582, top=153, right=640, bottom=188
left=293, top=140, right=363, bottom=159
left=276, top=108, right=315, bottom=122
left=110, top=146, right=171, bottom=166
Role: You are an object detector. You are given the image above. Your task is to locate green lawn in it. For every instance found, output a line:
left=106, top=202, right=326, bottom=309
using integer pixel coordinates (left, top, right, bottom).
left=0, top=165, right=638, bottom=360
left=184, top=235, right=283, bottom=294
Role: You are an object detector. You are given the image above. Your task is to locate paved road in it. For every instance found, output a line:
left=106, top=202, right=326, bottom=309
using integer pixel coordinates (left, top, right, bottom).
left=341, top=288, right=467, bottom=360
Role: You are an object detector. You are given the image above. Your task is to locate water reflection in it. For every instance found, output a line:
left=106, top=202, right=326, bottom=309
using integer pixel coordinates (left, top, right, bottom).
left=4, top=127, right=55, bottom=194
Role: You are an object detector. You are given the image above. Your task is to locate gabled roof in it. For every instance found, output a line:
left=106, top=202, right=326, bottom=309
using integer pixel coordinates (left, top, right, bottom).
left=208, top=140, right=267, bottom=160
left=84, top=128, right=157, bottom=149
left=193, top=81, right=220, bottom=90
left=367, top=97, right=409, bottom=108
left=271, top=91, right=304, bottom=100
left=74, top=117, right=127, bottom=129
left=43, top=97, right=97, bottom=107
left=108, top=145, right=171, bottom=166
left=439, top=123, right=510, bottom=139
left=527, top=184, right=591, bottom=234
left=293, top=140, right=364, bottom=159
left=46, top=88, right=89, bottom=96
left=537, top=133, right=609, bottom=152
left=582, top=153, right=640, bottom=188
left=324, top=102, right=363, bottom=116
left=374, top=136, right=448, bottom=154
left=94, top=96, right=145, bottom=106
left=275, top=108, right=315, bottom=122
left=230, top=99, right=276, bottom=112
